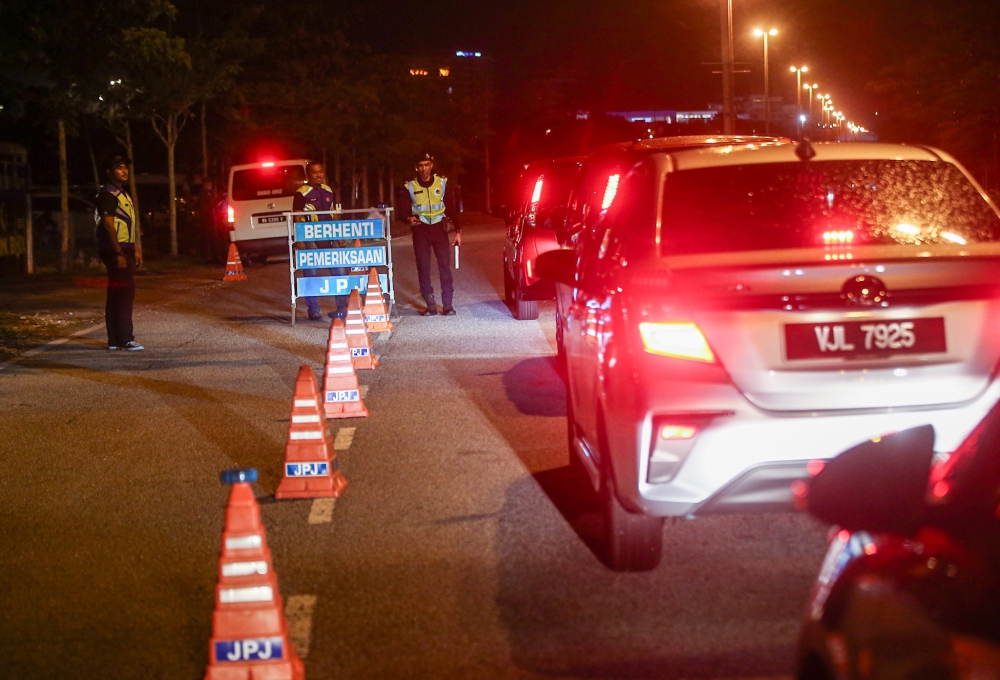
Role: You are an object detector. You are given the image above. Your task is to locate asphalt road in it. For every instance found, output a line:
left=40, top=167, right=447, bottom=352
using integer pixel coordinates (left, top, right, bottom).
left=0, top=216, right=829, bottom=679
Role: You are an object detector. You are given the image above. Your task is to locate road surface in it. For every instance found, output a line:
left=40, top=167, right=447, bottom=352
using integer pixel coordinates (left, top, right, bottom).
left=0, top=216, right=828, bottom=679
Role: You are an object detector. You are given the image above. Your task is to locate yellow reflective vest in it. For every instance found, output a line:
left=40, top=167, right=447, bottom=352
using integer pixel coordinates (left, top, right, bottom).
left=96, top=183, right=136, bottom=244
left=406, top=175, right=447, bottom=225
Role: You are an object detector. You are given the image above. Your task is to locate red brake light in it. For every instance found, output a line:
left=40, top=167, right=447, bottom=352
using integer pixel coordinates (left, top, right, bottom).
left=531, top=177, right=544, bottom=204
left=601, top=174, right=620, bottom=210
left=261, top=162, right=275, bottom=167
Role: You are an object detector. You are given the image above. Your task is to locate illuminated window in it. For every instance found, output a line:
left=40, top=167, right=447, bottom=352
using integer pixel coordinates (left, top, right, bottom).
left=439, top=68, right=450, bottom=77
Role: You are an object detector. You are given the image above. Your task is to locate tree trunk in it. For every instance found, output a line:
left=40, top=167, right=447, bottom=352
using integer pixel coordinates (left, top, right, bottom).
left=58, top=119, right=70, bottom=272
left=388, top=166, right=395, bottom=212
left=123, top=122, right=142, bottom=248
left=85, top=123, right=100, bottom=193
left=200, top=101, right=209, bottom=182
left=361, top=164, right=369, bottom=207
left=350, top=166, right=357, bottom=208
left=167, top=115, right=178, bottom=257
left=334, top=155, right=341, bottom=205
left=378, top=164, right=385, bottom=205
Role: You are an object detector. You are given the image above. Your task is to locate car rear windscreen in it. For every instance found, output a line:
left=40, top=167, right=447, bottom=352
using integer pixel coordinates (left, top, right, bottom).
left=231, top=165, right=306, bottom=202
left=660, top=160, right=1000, bottom=255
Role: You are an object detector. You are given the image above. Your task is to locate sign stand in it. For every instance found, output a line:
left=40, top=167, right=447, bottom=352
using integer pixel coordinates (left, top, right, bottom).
left=285, top=206, right=395, bottom=326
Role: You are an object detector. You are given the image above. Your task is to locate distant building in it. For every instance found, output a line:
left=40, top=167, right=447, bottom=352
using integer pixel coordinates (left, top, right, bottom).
left=605, top=110, right=719, bottom=125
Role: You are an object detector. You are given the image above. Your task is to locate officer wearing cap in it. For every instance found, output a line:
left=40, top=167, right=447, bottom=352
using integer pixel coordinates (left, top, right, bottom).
left=294, top=161, right=347, bottom=321
left=398, top=152, right=461, bottom=316
left=95, top=155, right=143, bottom=351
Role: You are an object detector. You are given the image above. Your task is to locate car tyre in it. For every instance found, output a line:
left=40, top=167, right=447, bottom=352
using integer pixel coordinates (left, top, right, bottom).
left=503, top=263, right=514, bottom=305
left=599, top=420, right=664, bottom=571
left=513, top=277, right=539, bottom=320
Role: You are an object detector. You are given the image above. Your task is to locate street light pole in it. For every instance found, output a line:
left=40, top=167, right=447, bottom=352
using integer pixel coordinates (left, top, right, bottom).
left=805, top=83, right=818, bottom=121
left=720, top=0, right=735, bottom=134
left=754, top=29, right=778, bottom=135
left=790, top=66, right=808, bottom=134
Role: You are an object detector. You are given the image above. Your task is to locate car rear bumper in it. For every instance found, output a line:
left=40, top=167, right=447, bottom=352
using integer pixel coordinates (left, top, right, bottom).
left=610, top=374, right=1000, bottom=517
left=230, top=235, right=289, bottom=257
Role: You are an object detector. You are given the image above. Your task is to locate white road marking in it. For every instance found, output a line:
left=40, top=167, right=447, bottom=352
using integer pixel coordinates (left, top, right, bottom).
left=308, top=498, right=336, bottom=524
left=285, top=594, right=317, bottom=658
left=1, top=323, right=106, bottom=369
left=333, top=427, right=356, bottom=451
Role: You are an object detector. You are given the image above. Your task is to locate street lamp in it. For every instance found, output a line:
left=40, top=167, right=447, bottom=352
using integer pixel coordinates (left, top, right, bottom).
left=789, top=66, right=808, bottom=117
left=753, top=28, right=778, bottom=134
left=804, top=82, right=818, bottom=122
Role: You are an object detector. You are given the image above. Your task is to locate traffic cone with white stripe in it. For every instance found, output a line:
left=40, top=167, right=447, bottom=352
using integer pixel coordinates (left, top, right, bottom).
left=205, top=468, right=304, bottom=680
left=223, top=243, right=248, bottom=282
left=275, top=366, right=347, bottom=499
left=323, top=319, right=368, bottom=419
left=362, top=270, right=393, bottom=333
left=345, top=289, right=377, bottom=370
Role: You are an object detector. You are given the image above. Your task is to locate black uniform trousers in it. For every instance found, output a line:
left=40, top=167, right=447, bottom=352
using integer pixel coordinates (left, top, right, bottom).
left=412, top=222, right=453, bottom=308
left=100, top=247, right=136, bottom=346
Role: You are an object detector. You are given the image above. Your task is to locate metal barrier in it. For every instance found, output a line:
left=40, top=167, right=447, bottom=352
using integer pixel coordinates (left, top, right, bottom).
left=285, top=207, right=395, bottom=326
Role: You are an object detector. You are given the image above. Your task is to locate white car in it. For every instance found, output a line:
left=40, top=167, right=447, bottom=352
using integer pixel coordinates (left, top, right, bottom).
left=226, top=159, right=309, bottom=262
left=538, top=141, right=1000, bottom=571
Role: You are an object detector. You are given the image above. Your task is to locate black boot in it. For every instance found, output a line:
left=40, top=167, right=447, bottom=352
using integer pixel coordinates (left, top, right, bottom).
left=420, top=299, right=438, bottom=316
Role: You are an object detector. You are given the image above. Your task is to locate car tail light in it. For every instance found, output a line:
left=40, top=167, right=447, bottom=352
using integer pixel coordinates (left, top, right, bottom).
left=530, top=177, right=544, bottom=204
left=639, top=322, right=715, bottom=362
left=659, top=424, right=698, bottom=440
left=601, top=173, right=620, bottom=210
left=227, top=205, right=235, bottom=223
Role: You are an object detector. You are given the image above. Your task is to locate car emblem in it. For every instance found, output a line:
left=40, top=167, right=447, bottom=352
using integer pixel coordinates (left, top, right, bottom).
left=267, top=203, right=276, bottom=209
left=841, top=275, right=888, bottom=307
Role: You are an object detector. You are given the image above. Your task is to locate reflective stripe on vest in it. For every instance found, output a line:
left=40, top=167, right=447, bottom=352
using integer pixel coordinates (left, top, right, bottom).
left=406, top=176, right=447, bottom=225
left=97, top=184, right=136, bottom=244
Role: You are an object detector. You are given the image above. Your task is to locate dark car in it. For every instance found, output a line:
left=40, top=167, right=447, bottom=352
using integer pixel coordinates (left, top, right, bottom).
left=554, top=135, right=785, bottom=359
left=502, top=157, right=584, bottom=320
left=797, top=406, right=1000, bottom=680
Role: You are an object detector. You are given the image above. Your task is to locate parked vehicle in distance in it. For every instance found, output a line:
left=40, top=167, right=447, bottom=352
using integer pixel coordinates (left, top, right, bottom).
left=30, top=192, right=97, bottom=252
left=554, top=136, right=785, bottom=361
left=797, top=408, right=1000, bottom=679
left=503, top=157, right=584, bottom=320
left=227, top=159, right=309, bottom=263
left=537, top=141, right=1000, bottom=571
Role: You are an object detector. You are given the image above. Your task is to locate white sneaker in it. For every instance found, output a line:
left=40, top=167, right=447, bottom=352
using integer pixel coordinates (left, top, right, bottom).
left=123, top=341, right=144, bottom=352
left=108, top=345, right=119, bottom=351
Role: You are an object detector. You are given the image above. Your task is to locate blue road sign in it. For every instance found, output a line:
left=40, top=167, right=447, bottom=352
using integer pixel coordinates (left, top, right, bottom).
left=296, top=246, right=385, bottom=270
left=295, top=219, right=384, bottom=242
left=297, top=273, right=388, bottom=298
left=214, top=637, right=284, bottom=662
left=285, top=462, right=329, bottom=477
left=326, top=390, right=359, bottom=403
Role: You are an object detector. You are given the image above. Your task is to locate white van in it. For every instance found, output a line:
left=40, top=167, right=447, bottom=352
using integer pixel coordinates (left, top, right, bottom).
left=227, top=159, right=309, bottom=261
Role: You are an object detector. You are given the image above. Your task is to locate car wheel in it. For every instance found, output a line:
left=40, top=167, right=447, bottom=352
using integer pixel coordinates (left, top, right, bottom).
left=599, top=420, right=664, bottom=571
left=503, top=263, right=514, bottom=305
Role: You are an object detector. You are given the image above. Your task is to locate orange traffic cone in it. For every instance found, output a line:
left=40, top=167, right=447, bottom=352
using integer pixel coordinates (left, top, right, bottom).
left=362, top=270, right=393, bottom=333
left=323, top=319, right=368, bottom=419
left=345, top=290, right=378, bottom=370
left=205, top=468, right=304, bottom=680
left=223, top=244, right=248, bottom=282
left=275, top=366, right=348, bottom=499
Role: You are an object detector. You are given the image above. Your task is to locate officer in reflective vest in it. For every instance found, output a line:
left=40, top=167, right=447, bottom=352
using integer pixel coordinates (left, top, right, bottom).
left=95, top=155, right=144, bottom=351
left=293, top=161, right=348, bottom=321
left=400, top=152, right=461, bottom=316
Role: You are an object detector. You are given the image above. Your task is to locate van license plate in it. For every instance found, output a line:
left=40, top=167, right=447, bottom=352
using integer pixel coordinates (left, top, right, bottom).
left=257, top=215, right=285, bottom=225
left=784, top=318, right=946, bottom=360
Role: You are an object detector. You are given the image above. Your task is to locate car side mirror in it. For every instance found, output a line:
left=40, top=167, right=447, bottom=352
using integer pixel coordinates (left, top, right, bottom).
left=807, top=425, right=935, bottom=535
left=534, top=248, right=576, bottom=287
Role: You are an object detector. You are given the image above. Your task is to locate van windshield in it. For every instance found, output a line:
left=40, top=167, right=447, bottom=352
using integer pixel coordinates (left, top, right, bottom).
left=660, top=160, right=1000, bottom=256
left=231, top=165, right=306, bottom=202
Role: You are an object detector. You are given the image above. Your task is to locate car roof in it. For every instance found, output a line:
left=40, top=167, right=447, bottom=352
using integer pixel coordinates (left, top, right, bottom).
left=663, top=142, right=946, bottom=172
left=230, top=159, right=310, bottom=172
left=591, top=135, right=789, bottom=158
